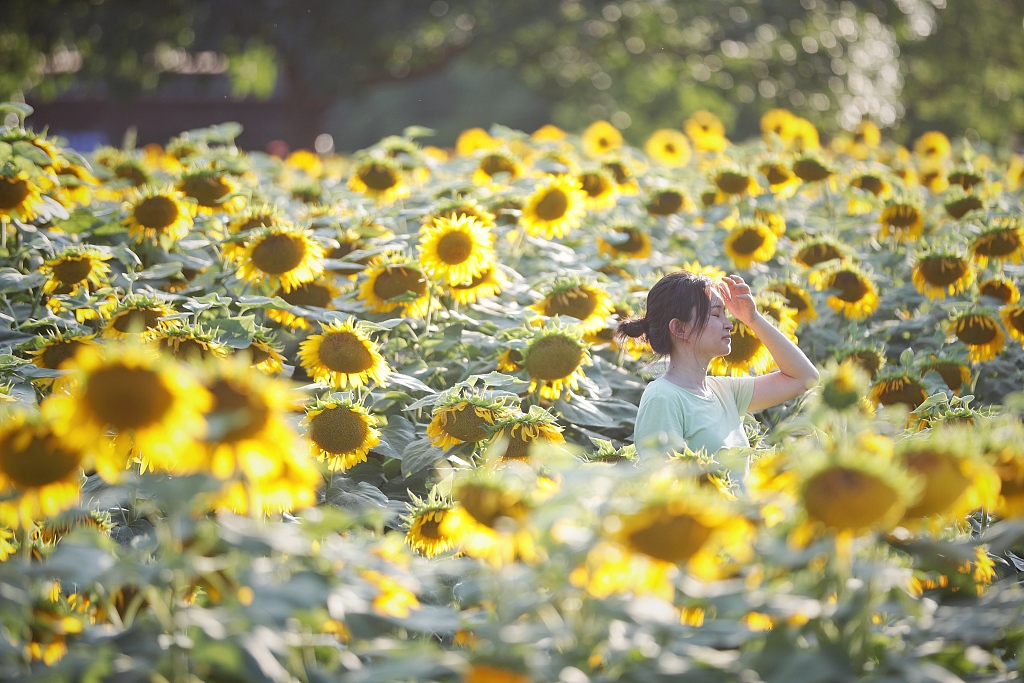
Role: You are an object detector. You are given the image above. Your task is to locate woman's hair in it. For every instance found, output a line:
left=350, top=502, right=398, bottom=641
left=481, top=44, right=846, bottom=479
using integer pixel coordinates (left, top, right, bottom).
left=614, top=270, right=718, bottom=356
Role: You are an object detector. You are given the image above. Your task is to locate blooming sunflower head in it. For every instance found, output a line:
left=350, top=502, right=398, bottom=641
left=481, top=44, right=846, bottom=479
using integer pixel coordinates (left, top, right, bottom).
left=426, top=388, right=517, bottom=449
left=41, top=246, right=112, bottom=296
left=722, top=218, right=778, bottom=269
left=644, top=128, right=691, bottom=167
left=791, top=153, right=833, bottom=183
left=417, top=213, right=495, bottom=286
left=486, top=405, right=566, bottom=461
left=518, top=323, right=592, bottom=401
left=232, top=326, right=286, bottom=375
left=347, top=156, right=409, bottom=205
left=576, top=168, right=619, bottom=210
left=818, top=359, right=869, bottom=412
left=472, top=149, right=524, bottom=186
left=598, top=224, right=652, bottom=260
left=911, top=249, right=975, bottom=300
left=645, top=187, right=693, bottom=216
left=1000, top=304, right=1024, bottom=346
left=426, top=197, right=496, bottom=229
left=757, top=157, right=801, bottom=198
left=977, top=274, right=1020, bottom=305
left=684, top=110, right=728, bottom=152
left=402, top=489, right=464, bottom=558
left=919, top=351, right=973, bottom=396
left=303, top=395, right=381, bottom=472
left=176, top=169, right=246, bottom=215
left=25, top=330, right=99, bottom=391
left=102, top=294, right=177, bottom=339
left=764, top=279, right=817, bottom=324
left=710, top=162, right=760, bottom=198
left=850, top=170, right=893, bottom=200
left=869, top=368, right=928, bottom=410
left=708, top=317, right=774, bottom=377
left=969, top=217, right=1024, bottom=267
left=455, top=127, right=498, bottom=156
left=914, top=131, right=952, bottom=162
left=267, top=278, right=341, bottom=330
left=943, top=185, right=985, bottom=220
left=581, top=120, right=623, bottom=158
left=357, top=254, right=434, bottom=318
left=226, top=202, right=284, bottom=235
left=947, top=309, right=1006, bottom=364
left=815, top=263, right=880, bottom=321
left=833, top=341, right=887, bottom=380
left=448, top=265, right=507, bottom=305
left=298, top=317, right=391, bottom=390
left=530, top=277, right=615, bottom=335
left=760, top=108, right=797, bottom=143
left=601, top=157, right=640, bottom=194
left=148, top=321, right=230, bottom=364
left=121, top=185, right=195, bottom=242
left=234, top=225, right=325, bottom=292
left=878, top=198, right=925, bottom=242
left=520, top=175, right=587, bottom=240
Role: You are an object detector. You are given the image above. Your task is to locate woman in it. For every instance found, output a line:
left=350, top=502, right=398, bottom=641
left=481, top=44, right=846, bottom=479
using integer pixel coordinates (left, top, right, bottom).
left=616, top=271, right=818, bottom=459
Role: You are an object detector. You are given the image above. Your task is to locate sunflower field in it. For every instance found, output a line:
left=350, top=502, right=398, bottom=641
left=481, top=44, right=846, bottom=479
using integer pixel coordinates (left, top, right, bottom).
left=2, top=97, right=1024, bottom=682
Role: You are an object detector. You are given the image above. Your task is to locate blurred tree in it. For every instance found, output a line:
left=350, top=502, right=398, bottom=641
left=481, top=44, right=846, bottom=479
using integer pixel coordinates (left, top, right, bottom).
left=5, top=0, right=1023, bottom=143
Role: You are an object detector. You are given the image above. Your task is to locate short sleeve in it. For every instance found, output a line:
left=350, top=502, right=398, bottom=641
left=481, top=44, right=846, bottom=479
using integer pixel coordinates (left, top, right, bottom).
left=729, top=376, right=756, bottom=414
left=633, top=384, right=688, bottom=456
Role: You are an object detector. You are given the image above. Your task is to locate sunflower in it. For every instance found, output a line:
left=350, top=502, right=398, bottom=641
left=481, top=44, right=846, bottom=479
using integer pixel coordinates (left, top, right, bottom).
left=817, top=359, right=869, bottom=412
left=298, top=317, right=391, bottom=389
left=788, top=117, right=821, bottom=152
left=1000, top=304, right=1024, bottom=347
left=40, top=247, right=112, bottom=296
left=25, top=330, right=100, bottom=391
left=102, top=295, right=177, bottom=339
left=581, top=120, right=623, bottom=157
left=177, top=169, right=246, bottom=215
left=644, top=129, right=691, bottom=167
left=226, top=202, right=284, bottom=235
left=303, top=396, right=381, bottom=472
left=53, top=159, right=99, bottom=208
left=722, top=219, right=777, bottom=269
left=233, top=327, right=287, bottom=374
left=426, top=197, right=496, bottom=228
left=711, top=163, right=761, bottom=198
left=684, top=110, right=728, bottom=152
left=472, top=150, right=524, bottom=186
left=948, top=310, right=1006, bottom=363
left=455, top=127, right=499, bottom=156
left=765, top=280, right=817, bottom=324
left=120, top=185, right=194, bottom=241
left=519, top=325, right=592, bottom=401
left=878, top=200, right=925, bottom=242
left=833, top=341, right=887, bottom=380
left=575, top=169, right=619, bottom=210
left=849, top=171, right=893, bottom=202
left=347, top=156, right=410, bottom=205
left=920, top=353, right=972, bottom=395
left=709, top=319, right=774, bottom=377
left=530, top=278, right=615, bottom=335
left=148, top=321, right=230, bottom=363
left=418, top=213, right=495, bottom=286
left=791, top=153, right=833, bottom=183
left=403, top=491, right=465, bottom=558
left=969, top=218, right=1024, bottom=267
left=914, top=131, right=952, bottom=162
left=978, top=275, right=1020, bottom=305
left=487, top=406, right=566, bottom=460
left=602, top=157, right=640, bottom=194
left=757, top=158, right=801, bottom=198
left=756, top=292, right=799, bottom=339
left=943, top=186, right=985, bottom=220
left=235, top=225, right=325, bottom=292
left=869, top=369, right=928, bottom=410
left=520, top=175, right=587, bottom=240
left=531, top=123, right=567, bottom=142
left=448, top=266, right=507, bottom=305
left=0, top=411, right=85, bottom=529
left=639, top=188, right=684, bottom=219
left=358, top=255, right=434, bottom=318
left=918, top=164, right=950, bottom=193
left=0, top=170, right=47, bottom=223
left=266, top=278, right=341, bottom=330
left=598, top=224, right=652, bottom=260
left=452, top=469, right=539, bottom=566
left=42, top=343, right=211, bottom=476
left=427, top=390, right=516, bottom=449
left=911, top=250, right=975, bottom=300
left=896, top=428, right=1000, bottom=524
left=761, top=108, right=797, bottom=143
left=815, top=264, right=879, bottom=321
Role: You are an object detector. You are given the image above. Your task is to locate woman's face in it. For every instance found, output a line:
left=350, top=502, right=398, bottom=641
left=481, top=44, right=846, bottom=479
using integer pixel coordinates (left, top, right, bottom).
left=691, top=290, right=733, bottom=358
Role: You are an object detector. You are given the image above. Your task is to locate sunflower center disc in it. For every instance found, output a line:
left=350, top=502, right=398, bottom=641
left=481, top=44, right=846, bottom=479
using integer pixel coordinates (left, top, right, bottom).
left=116, top=163, right=149, bottom=186
left=134, top=196, right=180, bottom=230
left=976, top=230, right=1020, bottom=257
left=161, top=337, right=211, bottom=362
left=886, top=205, right=920, bottom=228
left=534, top=189, right=569, bottom=221
left=832, top=271, right=868, bottom=302
left=84, top=364, right=175, bottom=430
left=946, top=196, right=982, bottom=219
left=502, top=429, right=534, bottom=460
left=234, top=214, right=277, bottom=233
left=309, top=407, right=369, bottom=454
left=930, top=362, right=967, bottom=391
left=716, top=172, right=750, bottom=194
left=615, top=229, right=645, bottom=253
left=457, top=483, right=527, bottom=528
left=761, top=165, right=790, bottom=186
left=793, top=159, right=830, bottom=181
left=920, top=258, right=968, bottom=287
left=40, top=340, right=86, bottom=369
left=0, top=430, right=82, bottom=488
left=208, top=378, right=270, bottom=442
left=417, top=517, right=442, bottom=540
left=436, top=230, right=475, bottom=265
left=480, top=155, right=517, bottom=178
left=803, top=467, right=899, bottom=531
left=251, top=233, right=307, bottom=275
left=724, top=325, right=761, bottom=363
left=626, top=509, right=713, bottom=563
left=317, top=331, right=374, bottom=374
left=1006, top=309, right=1024, bottom=334
left=903, top=450, right=971, bottom=517
left=524, top=334, right=583, bottom=381
left=0, top=178, right=31, bottom=210
left=798, top=243, right=842, bottom=266
left=544, top=288, right=597, bottom=321
left=956, top=317, right=997, bottom=345
left=444, top=405, right=490, bottom=442
left=580, top=173, right=610, bottom=198
left=731, top=228, right=766, bottom=255
left=853, top=175, right=885, bottom=195
left=359, top=164, right=399, bottom=191
left=181, top=175, right=232, bottom=207
left=373, top=266, right=427, bottom=302
left=111, top=308, right=165, bottom=334
left=454, top=268, right=491, bottom=291
left=876, top=376, right=926, bottom=409
left=649, top=191, right=683, bottom=215
left=949, top=172, right=983, bottom=190
left=51, top=257, right=94, bottom=286
left=280, top=282, right=333, bottom=308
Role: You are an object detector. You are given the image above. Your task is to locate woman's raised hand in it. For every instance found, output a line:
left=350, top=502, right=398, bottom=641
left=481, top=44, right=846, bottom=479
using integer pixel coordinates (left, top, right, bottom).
left=721, top=274, right=759, bottom=325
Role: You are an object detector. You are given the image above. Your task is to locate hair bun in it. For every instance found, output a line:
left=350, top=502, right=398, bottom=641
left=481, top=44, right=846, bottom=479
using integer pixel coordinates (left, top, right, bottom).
left=613, top=317, right=648, bottom=341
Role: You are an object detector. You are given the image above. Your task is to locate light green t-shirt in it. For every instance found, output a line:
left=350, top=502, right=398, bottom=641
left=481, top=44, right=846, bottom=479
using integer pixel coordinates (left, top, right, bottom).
left=633, top=375, right=756, bottom=458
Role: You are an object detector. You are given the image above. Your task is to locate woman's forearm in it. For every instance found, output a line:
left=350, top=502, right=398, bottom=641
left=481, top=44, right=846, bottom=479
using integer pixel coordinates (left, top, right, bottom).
left=746, top=313, right=819, bottom=383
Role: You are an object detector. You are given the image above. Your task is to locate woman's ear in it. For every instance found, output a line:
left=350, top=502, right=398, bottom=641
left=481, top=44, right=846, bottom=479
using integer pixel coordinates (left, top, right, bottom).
left=668, top=317, right=689, bottom=340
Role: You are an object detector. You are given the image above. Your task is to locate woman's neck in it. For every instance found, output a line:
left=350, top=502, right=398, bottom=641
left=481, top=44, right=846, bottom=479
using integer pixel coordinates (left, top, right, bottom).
left=662, top=351, right=711, bottom=392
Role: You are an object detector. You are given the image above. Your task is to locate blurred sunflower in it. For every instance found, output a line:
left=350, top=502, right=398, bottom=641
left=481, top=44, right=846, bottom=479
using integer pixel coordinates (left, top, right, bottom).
left=267, top=279, right=341, bottom=330
left=948, top=309, right=1006, bottom=363
left=969, top=218, right=1024, bottom=267
left=40, top=246, right=112, bottom=296
left=1007, top=155, right=1024, bottom=190
left=684, top=110, right=728, bottom=152
left=235, top=225, right=325, bottom=292
left=453, top=470, right=538, bottom=565
left=722, top=219, right=777, bottom=269
left=760, top=108, right=796, bottom=143
left=918, top=164, right=950, bottom=194
left=756, top=292, right=799, bottom=339
left=472, top=150, right=524, bottom=186
left=709, top=319, right=774, bottom=377
left=644, top=129, right=691, bottom=167
left=519, top=324, right=592, bottom=401
left=0, top=411, right=85, bottom=529
left=943, top=186, right=985, bottom=220
left=520, top=175, right=587, bottom=240
left=403, top=492, right=465, bottom=558
left=914, top=131, right=952, bottom=162
left=835, top=341, right=887, bottom=379
left=455, top=127, right=498, bottom=156
left=531, top=277, right=612, bottom=333
left=233, top=327, right=286, bottom=374
left=418, top=213, right=495, bottom=286
left=177, top=169, right=246, bottom=214
left=358, top=255, right=433, bottom=318
left=1000, top=304, right=1024, bottom=347
left=788, top=117, right=821, bottom=152
left=121, top=185, right=194, bottom=241
left=645, top=187, right=694, bottom=216
left=448, top=266, right=507, bottom=305
left=427, top=390, right=515, bottom=449
left=149, top=321, right=230, bottom=363
left=43, top=343, right=211, bottom=475
left=427, top=197, right=496, bottom=228
left=878, top=199, right=925, bottom=242
left=0, top=170, right=46, bottom=223
left=53, top=159, right=99, bottom=208
left=869, top=369, right=928, bottom=410
left=531, top=123, right=567, bottom=142
left=757, top=158, right=801, bottom=198
left=816, top=358, right=869, bottom=412
left=576, top=168, right=619, bottom=210
left=598, top=224, right=652, bottom=260
left=102, top=295, right=176, bottom=339
left=347, top=156, right=410, bottom=204
left=920, top=352, right=972, bottom=395
left=710, top=162, right=760, bottom=198
left=911, top=250, right=975, bottom=300
left=488, top=406, right=566, bottom=460
left=26, top=330, right=99, bottom=391
left=581, top=120, right=623, bottom=157
left=977, top=275, right=1020, bottom=305
left=849, top=170, right=893, bottom=206
left=602, top=157, right=640, bottom=194
left=304, top=395, right=380, bottom=472
left=791, top=153, right=833, bottom=183
left=226, top=202, right=284, bottom=234
left=764, top=280, right=817, bottom=324
left=815, top=264, right=879, bottom=321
